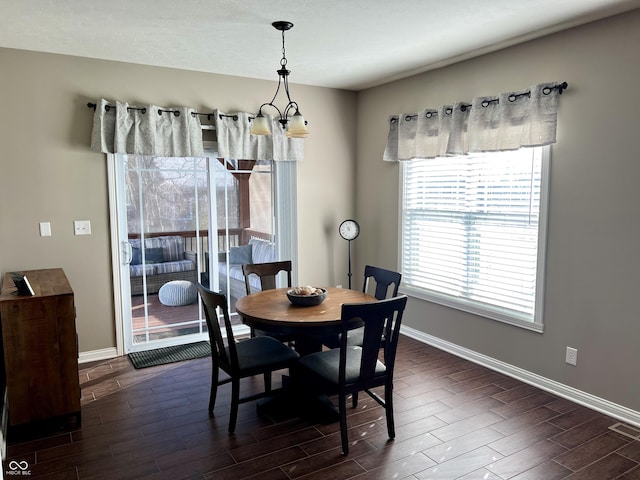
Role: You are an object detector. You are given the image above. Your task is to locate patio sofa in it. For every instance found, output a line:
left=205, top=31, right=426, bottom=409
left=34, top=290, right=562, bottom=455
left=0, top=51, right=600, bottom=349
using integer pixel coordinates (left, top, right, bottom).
left=216, top=237, right=276, bottom=302
left=129, top=235, right=197, bottom=295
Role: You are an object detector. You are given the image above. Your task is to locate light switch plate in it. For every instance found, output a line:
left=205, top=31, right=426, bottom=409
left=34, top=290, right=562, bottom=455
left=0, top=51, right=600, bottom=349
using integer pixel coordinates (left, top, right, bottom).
left=74, top=220, right=91, bottom=235
left=39, top=222, right=52, bottom=237
left=565, top=346, right=578, bottom=366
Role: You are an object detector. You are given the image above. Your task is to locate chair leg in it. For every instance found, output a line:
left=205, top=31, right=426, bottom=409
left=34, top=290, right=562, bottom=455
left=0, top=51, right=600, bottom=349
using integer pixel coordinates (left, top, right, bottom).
left=352, top=391, right=359, bottom=408
left=209, top=364, right=219, bottom=414
left=339, top=392, right=349, bottom=455
left=229, top=378, right=240, bottom=433
left=264, top=371, right=272, bottom=393
left=385, top=383, right=395, bottom=439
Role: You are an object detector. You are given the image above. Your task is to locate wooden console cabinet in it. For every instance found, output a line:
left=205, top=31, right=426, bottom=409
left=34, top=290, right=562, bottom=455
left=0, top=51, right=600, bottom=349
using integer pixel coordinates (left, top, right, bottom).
left=0, top=268, right=81, bottom=426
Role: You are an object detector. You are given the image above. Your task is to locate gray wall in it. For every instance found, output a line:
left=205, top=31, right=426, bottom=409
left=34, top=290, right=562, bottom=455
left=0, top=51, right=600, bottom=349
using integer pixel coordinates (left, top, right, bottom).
left=0, top=48, right=357, bottom=353
left=356, top=10, right=640, bottom=412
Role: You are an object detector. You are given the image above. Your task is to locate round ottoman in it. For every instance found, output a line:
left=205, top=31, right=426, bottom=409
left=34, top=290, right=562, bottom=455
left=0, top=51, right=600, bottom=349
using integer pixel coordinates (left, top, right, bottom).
left=158, top=280, right=197, bottom=306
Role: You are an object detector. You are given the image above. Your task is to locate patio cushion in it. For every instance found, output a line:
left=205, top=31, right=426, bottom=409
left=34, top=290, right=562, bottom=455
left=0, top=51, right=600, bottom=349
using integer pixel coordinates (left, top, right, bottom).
left=154, top=259, right=198, bottom=275
left=129, top=263, right=156, bottom=277
left=229, top=244, right=253, bottom=264
left=131, top=247, right=164, bottom=264
left=130, top=236, right=186, bottom=262
left=249, top=238, right=275, bottom=264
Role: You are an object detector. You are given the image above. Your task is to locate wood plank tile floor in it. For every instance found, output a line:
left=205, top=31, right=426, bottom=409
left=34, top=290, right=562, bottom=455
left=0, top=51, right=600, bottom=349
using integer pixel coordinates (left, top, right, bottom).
left=4, top=336, right=640, bottom=479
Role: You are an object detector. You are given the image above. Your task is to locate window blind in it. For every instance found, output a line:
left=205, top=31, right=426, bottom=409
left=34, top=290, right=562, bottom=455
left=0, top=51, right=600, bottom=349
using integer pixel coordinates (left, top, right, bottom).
left=400, top=147, right=547, bottom=324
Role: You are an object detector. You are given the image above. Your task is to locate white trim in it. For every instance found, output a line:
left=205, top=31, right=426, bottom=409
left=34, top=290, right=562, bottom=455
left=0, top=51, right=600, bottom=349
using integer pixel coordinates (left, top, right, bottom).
left=400, top=287, right=545, bottom=334
left=400, top=325, right=640, bottom=428
left=79, top=347, right=119, bottom=364
left=107, top=154, right=126, bottom=356
left=534, top=145, right=551, bottom=326
left=274, top=160, right=298, bottom=285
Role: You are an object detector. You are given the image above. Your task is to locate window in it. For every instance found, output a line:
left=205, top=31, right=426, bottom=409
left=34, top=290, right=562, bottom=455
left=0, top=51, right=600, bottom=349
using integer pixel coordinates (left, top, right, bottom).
left=400, top=146, right=549, bottom=331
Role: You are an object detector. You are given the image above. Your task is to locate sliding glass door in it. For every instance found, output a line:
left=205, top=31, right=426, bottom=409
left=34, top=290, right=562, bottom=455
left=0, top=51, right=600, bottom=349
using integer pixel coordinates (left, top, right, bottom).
left=109, top=151, right=297, bottom=354
left=117, top=155, right=210, bottom=353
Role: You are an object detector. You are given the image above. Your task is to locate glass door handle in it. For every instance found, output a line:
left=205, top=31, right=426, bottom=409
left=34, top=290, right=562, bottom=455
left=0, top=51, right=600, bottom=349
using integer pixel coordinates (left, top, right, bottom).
left=122, top=241, right=133, bottom=265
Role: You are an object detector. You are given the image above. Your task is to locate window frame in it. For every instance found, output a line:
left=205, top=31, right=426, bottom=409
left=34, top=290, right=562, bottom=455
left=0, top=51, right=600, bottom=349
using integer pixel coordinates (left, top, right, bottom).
left=398, top=146, right=550, bottom=333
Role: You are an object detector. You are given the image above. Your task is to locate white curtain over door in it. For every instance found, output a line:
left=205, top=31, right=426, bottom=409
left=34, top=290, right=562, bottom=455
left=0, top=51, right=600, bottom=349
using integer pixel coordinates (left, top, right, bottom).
left=383, top=82, right=567, bottom=162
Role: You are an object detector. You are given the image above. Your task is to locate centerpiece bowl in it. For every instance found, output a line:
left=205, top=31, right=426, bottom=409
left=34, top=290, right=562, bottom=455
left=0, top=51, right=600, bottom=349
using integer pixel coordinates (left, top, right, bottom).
left=286, top=287, right=327, bottom=306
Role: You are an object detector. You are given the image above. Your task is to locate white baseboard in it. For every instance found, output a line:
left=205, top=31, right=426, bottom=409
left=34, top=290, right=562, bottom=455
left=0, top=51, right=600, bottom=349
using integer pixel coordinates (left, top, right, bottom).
left=78, top=347, right=119, bottom=364
left=401, top=325, right=640, bottom=428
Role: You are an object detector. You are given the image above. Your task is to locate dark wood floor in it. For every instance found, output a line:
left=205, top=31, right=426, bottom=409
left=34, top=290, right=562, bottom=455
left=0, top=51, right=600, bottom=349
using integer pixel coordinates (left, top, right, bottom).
left=4, top=336, right=640, bottom=479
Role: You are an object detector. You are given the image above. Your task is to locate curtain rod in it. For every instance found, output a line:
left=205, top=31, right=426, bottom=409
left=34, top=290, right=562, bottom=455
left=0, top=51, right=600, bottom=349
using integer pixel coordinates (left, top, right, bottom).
left=86, top=102, right=240, bottom=121
left=397, top=81, right=568, bottom=122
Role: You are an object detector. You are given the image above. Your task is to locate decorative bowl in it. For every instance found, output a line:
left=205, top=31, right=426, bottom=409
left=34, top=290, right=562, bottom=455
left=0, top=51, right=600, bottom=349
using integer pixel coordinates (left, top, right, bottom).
left=286, top=288, right=327, bottom=307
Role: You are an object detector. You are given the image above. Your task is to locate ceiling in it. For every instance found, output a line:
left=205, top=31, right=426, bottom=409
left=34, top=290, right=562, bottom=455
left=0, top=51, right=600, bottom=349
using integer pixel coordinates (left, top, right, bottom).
left=1, top=0, right=639, bottom=91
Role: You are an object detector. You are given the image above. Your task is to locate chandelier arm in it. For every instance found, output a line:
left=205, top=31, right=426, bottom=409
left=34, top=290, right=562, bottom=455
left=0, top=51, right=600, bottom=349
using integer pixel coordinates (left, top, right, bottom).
left=283, top=102, right=298, bottom=118
left=282, top=75, right=299, bottom=117
left=267, top=75, right=285, bottom=107
left=259, top=102, right=284, bottom=119
left=283, top=73, right=294, bottom=104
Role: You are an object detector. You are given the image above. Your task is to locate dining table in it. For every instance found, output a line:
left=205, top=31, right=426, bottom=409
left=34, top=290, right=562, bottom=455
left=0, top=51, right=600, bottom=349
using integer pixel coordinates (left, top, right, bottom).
left=235, top=286, right=376, bottom=356
left=235, top=286, right=377, bottom=422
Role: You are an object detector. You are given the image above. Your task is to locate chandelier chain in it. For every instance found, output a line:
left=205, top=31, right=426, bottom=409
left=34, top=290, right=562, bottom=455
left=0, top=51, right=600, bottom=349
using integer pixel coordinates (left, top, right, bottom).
left=281, top=30, right=287, bottom=68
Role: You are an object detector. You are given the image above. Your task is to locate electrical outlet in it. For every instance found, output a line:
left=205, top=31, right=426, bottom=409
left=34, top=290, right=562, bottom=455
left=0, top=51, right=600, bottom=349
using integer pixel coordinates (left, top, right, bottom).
left=565, top=346, right=578, bottom=366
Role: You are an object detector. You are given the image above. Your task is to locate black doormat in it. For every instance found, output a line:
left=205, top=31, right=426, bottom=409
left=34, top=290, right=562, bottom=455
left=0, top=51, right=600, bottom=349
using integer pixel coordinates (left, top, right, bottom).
left=128, top=341, right=211, bottom=369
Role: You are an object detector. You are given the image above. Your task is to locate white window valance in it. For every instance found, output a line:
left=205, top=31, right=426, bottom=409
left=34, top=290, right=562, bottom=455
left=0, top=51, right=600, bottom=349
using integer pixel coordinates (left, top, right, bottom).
left=89, top=99, right=304, bottom=161
left=90, top=99, right=204, bottom=157
left=383, top=82, right=567, bottom=162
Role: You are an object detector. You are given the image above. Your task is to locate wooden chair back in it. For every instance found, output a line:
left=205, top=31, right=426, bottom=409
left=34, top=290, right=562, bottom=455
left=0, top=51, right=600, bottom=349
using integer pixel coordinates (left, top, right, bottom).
left=242, top=260, right=293, bottom=294
left=196, top=284, right=237, bottom=372
left=363, top=265, right=402, bottom=300
left=340, top=295, right=408, bottom=388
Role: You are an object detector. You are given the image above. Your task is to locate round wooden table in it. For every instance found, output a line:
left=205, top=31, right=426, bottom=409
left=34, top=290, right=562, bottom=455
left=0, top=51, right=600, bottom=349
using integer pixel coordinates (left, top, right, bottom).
left=236, top=287, right=377, bottom=421
left=235, top=287, right=376, bottom=354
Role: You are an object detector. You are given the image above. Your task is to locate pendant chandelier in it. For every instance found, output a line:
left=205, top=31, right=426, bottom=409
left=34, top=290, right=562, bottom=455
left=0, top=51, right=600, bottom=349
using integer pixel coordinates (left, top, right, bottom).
left=250, top=21, right=309, bottom=139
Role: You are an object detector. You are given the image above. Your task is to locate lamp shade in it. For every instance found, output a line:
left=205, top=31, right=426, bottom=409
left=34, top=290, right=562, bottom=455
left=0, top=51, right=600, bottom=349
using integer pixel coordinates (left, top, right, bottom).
left=286, top=112, right=309, bottom=138
left=250, top=114, right=271, bottom=136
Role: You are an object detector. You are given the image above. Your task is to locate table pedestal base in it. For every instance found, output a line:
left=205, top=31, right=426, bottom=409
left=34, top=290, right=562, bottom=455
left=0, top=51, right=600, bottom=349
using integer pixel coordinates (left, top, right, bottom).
left=256, top=375, right=340, bottom=424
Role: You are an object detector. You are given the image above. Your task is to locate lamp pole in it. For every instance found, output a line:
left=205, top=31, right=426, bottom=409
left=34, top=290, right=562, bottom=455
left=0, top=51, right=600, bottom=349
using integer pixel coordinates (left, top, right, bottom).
left=347, top=239, right=353, bottom=289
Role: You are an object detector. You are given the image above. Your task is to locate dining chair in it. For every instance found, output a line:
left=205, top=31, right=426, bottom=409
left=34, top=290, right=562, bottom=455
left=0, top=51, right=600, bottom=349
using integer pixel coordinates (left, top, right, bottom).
left=298, top=295, right=408, bottom=454
left=242, top=261, right=295, bottom=342
left=196, top=283, right=299, bottom=433
left=243, top=260, right=292, bottom=293
left=322, top=265, right=402, bottom=349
